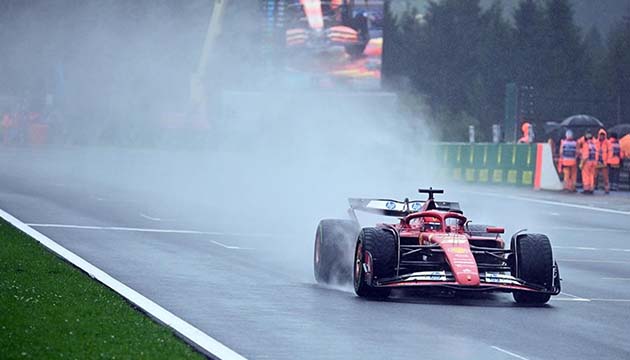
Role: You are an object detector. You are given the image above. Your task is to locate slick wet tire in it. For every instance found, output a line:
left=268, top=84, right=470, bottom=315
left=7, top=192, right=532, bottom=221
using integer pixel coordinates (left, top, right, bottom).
left=314, top=219, right=359, bottom=284
left=353, top=227, right=396, bottom=299
left=511, top=233, right=553, bottom=305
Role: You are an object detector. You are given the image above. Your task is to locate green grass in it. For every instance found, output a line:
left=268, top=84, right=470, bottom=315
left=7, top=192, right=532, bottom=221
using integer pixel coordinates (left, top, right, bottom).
left=0, top=219, right=206, bottom=359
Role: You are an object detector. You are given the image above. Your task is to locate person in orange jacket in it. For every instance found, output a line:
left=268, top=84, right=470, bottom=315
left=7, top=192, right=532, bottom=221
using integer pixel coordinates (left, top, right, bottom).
left=580, top=133, right=597, bottom=194
left=574, top=132, right=587, bottom=185
left=558, top=129, right=578, bottom=192
left=576, top=133, right=586, bottom=158
left=607, top=132, right=621, bottom=191
left=517, top=122, right=532, bottom=144
left=594, top=128, right=610, bottom=193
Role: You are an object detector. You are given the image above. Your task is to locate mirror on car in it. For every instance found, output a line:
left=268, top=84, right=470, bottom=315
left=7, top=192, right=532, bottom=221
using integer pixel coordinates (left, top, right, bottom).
left=486, top=227, right=505, bottom=234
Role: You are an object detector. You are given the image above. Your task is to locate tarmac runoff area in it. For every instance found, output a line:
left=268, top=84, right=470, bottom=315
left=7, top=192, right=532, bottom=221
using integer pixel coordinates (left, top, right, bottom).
left=1, top=147, right=630, bottom=360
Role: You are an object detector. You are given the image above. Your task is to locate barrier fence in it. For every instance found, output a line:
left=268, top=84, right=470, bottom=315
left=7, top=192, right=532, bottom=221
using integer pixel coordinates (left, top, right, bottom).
left=437, top=142, right=630, bottom=191
left=437, top=143, right=536, bottom=186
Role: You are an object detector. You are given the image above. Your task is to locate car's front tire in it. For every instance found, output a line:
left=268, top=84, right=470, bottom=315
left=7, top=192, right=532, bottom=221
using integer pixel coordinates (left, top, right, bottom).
left=353, top=227, right=397, bottom=299
left=511, top=233, right=554, bottom=305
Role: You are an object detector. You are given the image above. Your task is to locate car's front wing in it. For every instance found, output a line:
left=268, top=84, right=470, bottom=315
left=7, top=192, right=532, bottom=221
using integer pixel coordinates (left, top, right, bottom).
left=376, top=268, right=561, bottom=295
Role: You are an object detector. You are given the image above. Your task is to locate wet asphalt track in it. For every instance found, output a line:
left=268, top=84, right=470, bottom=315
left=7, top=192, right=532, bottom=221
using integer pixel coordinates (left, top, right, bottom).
left=1, top=147, right=630, bottom=360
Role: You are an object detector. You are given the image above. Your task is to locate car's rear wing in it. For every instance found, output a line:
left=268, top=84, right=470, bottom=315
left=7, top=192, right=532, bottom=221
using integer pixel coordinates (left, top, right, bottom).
left=347, top=197, right=463, bottom=220
left=348, top=198, right=425, bottom=218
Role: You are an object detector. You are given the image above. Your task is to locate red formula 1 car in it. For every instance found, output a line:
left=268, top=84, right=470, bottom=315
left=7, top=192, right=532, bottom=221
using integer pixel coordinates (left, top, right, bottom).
left=314, top=188, right=561, bottom=304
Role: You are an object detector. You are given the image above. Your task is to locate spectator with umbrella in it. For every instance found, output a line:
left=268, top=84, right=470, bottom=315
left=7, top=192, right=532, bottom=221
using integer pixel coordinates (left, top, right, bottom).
left=558, top=115, right=604, bottom=142
left=544, top=114, right=604, bottom=171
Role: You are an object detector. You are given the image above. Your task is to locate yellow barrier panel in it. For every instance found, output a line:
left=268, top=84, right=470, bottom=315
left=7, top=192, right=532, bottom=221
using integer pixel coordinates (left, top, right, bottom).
left=478, top=169, right=489, bottom=182
left=438, top=143, right=536, bottom=187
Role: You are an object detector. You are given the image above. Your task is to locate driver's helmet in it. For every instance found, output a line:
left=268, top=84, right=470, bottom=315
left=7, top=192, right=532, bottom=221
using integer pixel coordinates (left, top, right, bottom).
left=444, top=216, right=464, bottom=232
left=423, top=216, right=441, bottom=231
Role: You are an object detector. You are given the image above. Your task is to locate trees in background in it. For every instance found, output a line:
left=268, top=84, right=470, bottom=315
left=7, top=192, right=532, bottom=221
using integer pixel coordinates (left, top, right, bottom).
left=606, top=19, right=630, bottom=124
left=383, top=0, right=630, bottom=141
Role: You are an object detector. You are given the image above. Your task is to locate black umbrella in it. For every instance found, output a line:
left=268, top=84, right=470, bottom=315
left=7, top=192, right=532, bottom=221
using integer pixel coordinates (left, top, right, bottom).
left=555, top=114, right=605, bottom=140
left=544, top=121, right=561, bottom=135
left=608, top=123, right=630, bottom=138
left=560, top=114, right=604, bottom=128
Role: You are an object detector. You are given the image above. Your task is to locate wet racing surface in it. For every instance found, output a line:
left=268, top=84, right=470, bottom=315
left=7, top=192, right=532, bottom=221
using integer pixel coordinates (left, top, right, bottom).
left=2, top=147, right=629, bottom=360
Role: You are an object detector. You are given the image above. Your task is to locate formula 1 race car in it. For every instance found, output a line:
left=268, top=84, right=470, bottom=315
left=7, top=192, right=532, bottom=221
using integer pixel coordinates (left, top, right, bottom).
left=313, top=188, right=561, bottom=304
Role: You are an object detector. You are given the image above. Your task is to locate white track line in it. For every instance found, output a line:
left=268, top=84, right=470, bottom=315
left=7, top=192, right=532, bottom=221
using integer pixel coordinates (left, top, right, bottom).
left=551, top=291, right=591, bottom=302
left=552, top=297, right=630, bottom=303
left=545, top=226, right=628, bottom=233
left=29, top=223, right=258, bottom=250
left=211, top=240, right=254, bottom=251
left=27, top=223, right=273, bottom=239
left=139, top=213, right=164, bottom=222
left=464, top=190, right=630, bottom=216
left=29, top=223, right=218, bottom=234
left=491, top=346, right=529, bottom=360
left=554, top=291, right=630, bottom=304
left=561, top=291, right=585, bottom=298
left=555, top=246, right=630, bottom=252
left=602, top=277, right=630, bottom=281
left=551, top=298, right=591, bottom=302
left=558, top=292, right=591, bottom=302
left=558, top=258, right=630, bottom=264
left=0, top=209, right=247, bottom=360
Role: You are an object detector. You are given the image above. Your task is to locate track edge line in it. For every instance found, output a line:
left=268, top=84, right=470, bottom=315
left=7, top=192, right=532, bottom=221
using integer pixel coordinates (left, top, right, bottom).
left=491, top=345, right=530, bottom=360
left=0, top=208, right=247, bottom=360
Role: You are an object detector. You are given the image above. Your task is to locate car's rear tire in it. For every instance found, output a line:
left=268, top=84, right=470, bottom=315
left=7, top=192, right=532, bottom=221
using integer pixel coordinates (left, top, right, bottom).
left=314, top=219, right=359, bottom=284
left=511, top=233, right=553, bottom=305
left=353, top=227, right=397, bottom=299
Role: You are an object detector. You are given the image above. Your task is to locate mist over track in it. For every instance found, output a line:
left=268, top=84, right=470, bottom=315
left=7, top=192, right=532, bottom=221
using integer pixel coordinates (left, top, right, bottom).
left=2, top=147, right=630, bottom=360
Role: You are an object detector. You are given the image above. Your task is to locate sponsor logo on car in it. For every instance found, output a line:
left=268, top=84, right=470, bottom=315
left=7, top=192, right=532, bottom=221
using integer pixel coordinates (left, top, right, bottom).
left=406, top=271, right=449, bottom=282
left=448, top=247, right=467, bottom=254
left=484, top=272, right=517, bottom=284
